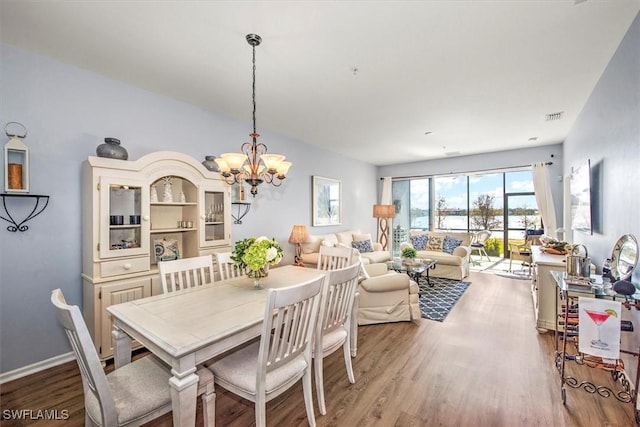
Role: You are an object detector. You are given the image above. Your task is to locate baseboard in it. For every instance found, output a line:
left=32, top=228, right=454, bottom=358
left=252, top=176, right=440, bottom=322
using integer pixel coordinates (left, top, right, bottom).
left=0, top=352, right=75, bottom=384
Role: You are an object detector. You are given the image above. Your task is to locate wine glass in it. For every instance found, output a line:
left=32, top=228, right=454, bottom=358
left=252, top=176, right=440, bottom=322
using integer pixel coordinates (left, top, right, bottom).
left=584, top=309, right=611, bottom=348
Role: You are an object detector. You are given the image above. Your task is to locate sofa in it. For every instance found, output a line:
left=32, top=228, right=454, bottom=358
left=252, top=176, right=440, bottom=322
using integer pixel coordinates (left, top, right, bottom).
left=357, top=263, right=421, bottom=325
left=399, top=230, right=472, bottom=280
left=299, top=229, right=391, bottom=267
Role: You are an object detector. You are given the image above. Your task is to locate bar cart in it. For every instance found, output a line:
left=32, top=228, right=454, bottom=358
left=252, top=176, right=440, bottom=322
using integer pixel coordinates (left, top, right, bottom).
left=552, top=270, right=640, bottom=423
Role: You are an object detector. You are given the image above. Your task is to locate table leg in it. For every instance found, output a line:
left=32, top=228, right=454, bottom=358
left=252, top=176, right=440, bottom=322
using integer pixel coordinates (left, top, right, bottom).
left=112, top=327, right=132, bottom=368
left=169, top=367, right=199, bottom=427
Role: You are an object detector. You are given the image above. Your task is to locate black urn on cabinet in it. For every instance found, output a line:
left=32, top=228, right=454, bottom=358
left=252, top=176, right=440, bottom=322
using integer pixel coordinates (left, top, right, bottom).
left=97, top=137, right=128, bottom=160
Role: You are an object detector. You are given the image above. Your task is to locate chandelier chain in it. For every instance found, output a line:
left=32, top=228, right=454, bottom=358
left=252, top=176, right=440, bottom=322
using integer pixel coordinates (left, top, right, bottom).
left=252, top=42, right=257, bottom=136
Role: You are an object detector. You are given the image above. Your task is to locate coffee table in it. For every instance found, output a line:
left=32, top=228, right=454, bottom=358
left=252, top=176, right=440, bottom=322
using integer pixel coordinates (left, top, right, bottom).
left=387, top=258, right=438, bottom=287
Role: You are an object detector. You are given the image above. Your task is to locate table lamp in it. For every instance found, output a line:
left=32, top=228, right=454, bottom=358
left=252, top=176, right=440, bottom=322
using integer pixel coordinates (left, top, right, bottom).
left=288, top=224, right=310, bottom=267
left=373, top=204, right=396, bottom=251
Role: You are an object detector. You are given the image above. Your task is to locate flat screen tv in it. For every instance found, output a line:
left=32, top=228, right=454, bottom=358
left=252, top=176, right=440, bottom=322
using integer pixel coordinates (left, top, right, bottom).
left=569, top=159, right=592, bottom=234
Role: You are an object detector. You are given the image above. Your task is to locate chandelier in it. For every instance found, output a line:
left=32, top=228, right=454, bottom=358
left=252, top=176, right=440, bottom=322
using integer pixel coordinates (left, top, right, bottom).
left=215, top=34, right=291, bottom=197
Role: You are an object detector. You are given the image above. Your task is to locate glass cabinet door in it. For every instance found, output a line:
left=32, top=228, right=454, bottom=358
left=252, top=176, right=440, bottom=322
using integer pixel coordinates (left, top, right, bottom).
left=99, top=177, right=150, bottom=259
left=199, top=184, right=230, bottom=248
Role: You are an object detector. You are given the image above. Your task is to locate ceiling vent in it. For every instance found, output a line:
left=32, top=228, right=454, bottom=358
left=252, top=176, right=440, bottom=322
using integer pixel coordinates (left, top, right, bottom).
left=545, top=111, right=564, bottom=121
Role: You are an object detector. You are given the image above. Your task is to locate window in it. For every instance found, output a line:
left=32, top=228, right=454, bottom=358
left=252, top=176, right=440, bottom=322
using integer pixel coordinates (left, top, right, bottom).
left=391, top=168, right=539, bottom=256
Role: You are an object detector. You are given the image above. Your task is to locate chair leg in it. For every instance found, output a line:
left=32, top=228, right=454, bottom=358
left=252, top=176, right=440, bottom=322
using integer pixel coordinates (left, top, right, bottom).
left=255, top=394, right=267, bottom=427
left=314, top=355, right=327, bottom=415
left=302, top=368, right=316, bottom=427
left=343, top=341, right=355, bottom=384
left=509, top=257, right=513, bottom=272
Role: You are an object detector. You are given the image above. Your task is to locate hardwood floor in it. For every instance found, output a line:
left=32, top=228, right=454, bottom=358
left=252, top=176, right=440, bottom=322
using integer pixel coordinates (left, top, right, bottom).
left=1, top=271, right=637, bottom=426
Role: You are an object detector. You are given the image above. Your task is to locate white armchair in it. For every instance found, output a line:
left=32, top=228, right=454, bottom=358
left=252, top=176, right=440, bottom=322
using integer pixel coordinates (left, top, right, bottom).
left=357, top=263, right=421, bottom=325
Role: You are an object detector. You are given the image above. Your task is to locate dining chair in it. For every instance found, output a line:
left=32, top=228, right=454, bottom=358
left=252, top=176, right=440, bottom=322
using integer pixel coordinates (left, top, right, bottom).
left=470, top=230, right=491, bottom=264
left=317, top=245, right=354, bottom=270
left=158, top=255, right=215, bottom=293
left=313, top=262, right=362, bottom=415
left=205, top=275, right=327, bottom=427
left=216, top=251, right=245, bottom=280
left=51, top=288, right=215, bottom=427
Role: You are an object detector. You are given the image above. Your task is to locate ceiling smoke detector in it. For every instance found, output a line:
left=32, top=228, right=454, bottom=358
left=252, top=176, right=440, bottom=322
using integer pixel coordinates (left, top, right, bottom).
left=545, top=111, right=564, bottom=121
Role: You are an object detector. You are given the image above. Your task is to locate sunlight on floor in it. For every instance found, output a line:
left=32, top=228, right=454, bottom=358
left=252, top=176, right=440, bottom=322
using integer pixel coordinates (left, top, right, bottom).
left=469, top=255, right=532, bottom=277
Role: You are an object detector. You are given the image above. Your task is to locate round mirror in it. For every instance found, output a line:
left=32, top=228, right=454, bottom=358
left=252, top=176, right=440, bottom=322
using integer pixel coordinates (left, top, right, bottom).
left=610, top=234, right=639, bottom=281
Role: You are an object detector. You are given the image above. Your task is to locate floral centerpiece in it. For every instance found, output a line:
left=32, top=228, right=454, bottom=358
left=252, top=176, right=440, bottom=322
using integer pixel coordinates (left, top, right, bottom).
left=231, top=236, right=283, bottom=286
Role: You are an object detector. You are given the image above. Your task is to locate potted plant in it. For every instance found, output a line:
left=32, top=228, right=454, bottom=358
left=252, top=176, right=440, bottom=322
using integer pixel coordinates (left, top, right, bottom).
left=401, top=247, right=417, bottom=265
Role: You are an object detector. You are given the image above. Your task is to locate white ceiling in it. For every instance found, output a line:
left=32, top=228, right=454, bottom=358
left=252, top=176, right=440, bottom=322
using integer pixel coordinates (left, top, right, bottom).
left=1, top=1, right=638, bottom=166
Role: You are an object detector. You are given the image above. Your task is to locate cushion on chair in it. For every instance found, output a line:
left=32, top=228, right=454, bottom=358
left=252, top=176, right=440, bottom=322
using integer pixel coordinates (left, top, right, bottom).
left=410, top=234, right=429, bottom=250
left=425, top=236, right=443, bottom=251
left=352, top=240, right=374, bottom=253
left=321, top=328, right=348, bottom=353
left=86, top=355, right=172, bottom=426
left=443, top=236, right=463, bottom=254
left=208, top=341, right=308, bottom=396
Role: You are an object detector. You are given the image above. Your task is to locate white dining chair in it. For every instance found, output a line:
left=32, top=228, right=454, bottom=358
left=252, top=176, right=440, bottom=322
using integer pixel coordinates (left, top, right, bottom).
left=317, top=245, right=354, bottom=271
left=158, top=255, right=215, bottom=293
left=313, top=262, right=361, bottom=415
left=216, top=251, right=245, bottom=280
left=51, top=288, right=215, bottom=427
left=206, top=275, right=327, bottom=427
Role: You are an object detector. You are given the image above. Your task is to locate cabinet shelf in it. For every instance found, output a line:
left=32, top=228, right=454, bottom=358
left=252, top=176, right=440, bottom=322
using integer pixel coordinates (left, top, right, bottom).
left=205, top=221, right=225, bottom=225
left=151, top=202, right=197, bottom=206
left=110, top=224, right=141, bottom=230
left=150, top=228, right=197, bottom=234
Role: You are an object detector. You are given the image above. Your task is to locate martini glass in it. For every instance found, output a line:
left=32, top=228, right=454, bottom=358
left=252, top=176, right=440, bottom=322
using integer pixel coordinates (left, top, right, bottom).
left=584, top=309, right=611, bottom=348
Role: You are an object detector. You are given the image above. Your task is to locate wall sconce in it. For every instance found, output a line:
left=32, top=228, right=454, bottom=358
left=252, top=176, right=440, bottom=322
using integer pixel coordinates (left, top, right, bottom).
left=288, top=224, right=310, bottom=267
left=373, top=204, right=396, bottom=251
left=4, top=122, right=29, bottom=193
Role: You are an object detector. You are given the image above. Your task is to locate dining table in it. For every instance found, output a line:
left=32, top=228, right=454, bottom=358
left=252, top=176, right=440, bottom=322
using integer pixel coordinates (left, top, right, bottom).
left=106, top=265, right=334, bottom=427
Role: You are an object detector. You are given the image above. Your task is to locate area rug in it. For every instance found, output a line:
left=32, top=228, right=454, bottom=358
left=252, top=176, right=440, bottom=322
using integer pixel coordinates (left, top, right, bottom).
left=418, top=277, right=471, bottom=322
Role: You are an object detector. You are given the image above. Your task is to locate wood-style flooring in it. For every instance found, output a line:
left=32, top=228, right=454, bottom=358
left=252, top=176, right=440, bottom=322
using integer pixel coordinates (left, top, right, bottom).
left=1, top=271, right=638, bottom=426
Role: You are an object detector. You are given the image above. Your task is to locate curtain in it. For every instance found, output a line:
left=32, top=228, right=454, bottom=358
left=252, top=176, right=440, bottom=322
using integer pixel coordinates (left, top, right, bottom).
left=531, top=163, right=557, bottom=237
left=381, top=177, right=392, bottom=204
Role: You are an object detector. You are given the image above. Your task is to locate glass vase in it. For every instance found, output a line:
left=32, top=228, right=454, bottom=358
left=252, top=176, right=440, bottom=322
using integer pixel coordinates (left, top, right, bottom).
left=247, top=265, right=269, bottom=288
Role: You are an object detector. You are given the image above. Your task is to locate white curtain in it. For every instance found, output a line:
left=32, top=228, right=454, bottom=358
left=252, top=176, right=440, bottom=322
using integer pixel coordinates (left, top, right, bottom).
left=381, top=177, right=392, bottom=204
left=531, top=163, right=557, bottom=236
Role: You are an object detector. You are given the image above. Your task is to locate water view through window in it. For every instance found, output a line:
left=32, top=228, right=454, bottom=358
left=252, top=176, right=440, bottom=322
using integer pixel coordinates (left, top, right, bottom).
left=392, top=169, right=540, bottom=256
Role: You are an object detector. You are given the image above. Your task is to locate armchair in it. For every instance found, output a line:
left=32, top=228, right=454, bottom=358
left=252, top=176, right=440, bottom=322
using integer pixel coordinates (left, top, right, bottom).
left=357, top=263, right=421, bottom=325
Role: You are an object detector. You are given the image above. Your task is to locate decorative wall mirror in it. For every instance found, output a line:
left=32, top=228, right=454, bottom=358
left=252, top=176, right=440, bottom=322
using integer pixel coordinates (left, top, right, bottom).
left=610, top=234, right=638, bottom=281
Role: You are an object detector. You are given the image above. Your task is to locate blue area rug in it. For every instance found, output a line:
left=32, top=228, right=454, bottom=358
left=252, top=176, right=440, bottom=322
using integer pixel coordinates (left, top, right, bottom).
left=419, top=277, right=471, bottom=322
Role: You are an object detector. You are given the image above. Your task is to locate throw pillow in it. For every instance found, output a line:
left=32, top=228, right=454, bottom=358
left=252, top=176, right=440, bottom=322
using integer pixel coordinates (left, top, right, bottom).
left=352, top=240, right=374, bottom=253
left=426, top=236, right=443, bottom=251
left=410, top=234, right=429, bottom=250
left=321, top=239, right=335, bottom=247
left=443, top=235, right=463, bottom=254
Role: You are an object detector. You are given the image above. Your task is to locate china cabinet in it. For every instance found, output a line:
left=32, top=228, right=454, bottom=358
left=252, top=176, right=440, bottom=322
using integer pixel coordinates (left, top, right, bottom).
left=82, top=151, right=231, bottom=359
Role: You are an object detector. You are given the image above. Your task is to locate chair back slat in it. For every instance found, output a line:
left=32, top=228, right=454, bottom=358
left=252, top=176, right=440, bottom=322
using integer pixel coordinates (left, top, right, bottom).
left=158, top=255, right=215, bottom=293
left=216, top=252, right=245, bottom=281
left=259, top=275, right=326, bottom=375
left=317, top=246, right=354, bottom=271
left=51, top=289, right=118, bottom=426
left=319, top=263, right=361, bottom=335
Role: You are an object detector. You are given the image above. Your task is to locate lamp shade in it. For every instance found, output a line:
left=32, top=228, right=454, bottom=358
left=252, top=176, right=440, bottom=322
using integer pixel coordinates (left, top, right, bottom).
left=372, top=204, right=396, bottom=219
left=288, top=224, right=310, bottom=243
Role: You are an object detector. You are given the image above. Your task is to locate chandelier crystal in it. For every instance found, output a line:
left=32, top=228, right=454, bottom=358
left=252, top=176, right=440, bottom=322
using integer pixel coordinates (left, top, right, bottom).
left=215, top=34, right=291, bottom=197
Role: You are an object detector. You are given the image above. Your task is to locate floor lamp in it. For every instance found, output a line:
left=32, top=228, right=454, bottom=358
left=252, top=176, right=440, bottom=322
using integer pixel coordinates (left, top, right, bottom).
left=373, top=204, right=395, bottom=251
left=288, top=224, right=310, bottom=267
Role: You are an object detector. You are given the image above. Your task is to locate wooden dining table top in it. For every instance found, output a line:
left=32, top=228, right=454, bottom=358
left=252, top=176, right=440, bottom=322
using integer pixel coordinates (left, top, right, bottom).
left=106, top=265, right=327, bottom=360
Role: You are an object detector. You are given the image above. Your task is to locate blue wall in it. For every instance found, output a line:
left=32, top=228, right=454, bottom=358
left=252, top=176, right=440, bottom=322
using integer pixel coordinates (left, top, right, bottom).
left=0, top=43, right=378, bottom=373
left=563, top=12, right=639, bottom=281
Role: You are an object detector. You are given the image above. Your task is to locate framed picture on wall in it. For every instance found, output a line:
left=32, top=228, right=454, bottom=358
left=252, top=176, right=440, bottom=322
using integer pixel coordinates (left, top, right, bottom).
left=312, top=176, right=341, bottom=226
